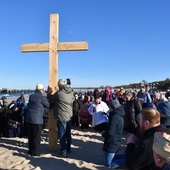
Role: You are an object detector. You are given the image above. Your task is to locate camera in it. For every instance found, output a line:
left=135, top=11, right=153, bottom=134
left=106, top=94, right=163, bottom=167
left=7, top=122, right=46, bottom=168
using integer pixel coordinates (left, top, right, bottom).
left=66, top=78, right=71, bottom=85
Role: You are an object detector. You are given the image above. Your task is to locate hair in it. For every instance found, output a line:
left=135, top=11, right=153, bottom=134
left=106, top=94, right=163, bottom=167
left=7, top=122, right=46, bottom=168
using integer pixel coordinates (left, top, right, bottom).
left=141, top=107, right=160, bottom=125
left=74, top=92, right=78, bottom=96
left=125, top=91, right=133, bottom=97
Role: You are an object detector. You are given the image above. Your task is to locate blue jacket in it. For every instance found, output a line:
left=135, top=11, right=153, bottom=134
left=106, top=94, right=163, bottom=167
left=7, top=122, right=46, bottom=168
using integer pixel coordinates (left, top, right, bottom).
left=26, top=90, right=49, bottom=124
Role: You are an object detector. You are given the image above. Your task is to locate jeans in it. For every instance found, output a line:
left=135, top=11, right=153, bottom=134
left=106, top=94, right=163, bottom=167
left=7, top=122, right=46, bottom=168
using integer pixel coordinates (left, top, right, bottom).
left=57, top=120, right=71, bottom=155
left=104, top=151, right=125, bottom=168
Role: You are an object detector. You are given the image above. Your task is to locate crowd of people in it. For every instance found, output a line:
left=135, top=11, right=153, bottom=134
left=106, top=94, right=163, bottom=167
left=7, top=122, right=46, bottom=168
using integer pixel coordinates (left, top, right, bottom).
left=64, top=84, right=170, bottom=169
left=0, top=81, right=170, bottom=169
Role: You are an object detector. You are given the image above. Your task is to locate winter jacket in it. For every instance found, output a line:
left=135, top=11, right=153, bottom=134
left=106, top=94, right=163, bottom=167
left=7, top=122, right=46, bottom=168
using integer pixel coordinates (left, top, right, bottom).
left=102, top=106, right=125, bottom=153
left=88, top=101, right=109, bottom=127
left=26, top=90, right=49, bottom=124
left=4, top=108, right=22, bottom=128
left=79, top=102, right=92, bottom=125
left=73, top=99, right=81, bottom=116
left=50, top=86, right=74, bottom=122
left=125, top=125, right=164, bottom=170
left=124, top=97, right=142, bottom=133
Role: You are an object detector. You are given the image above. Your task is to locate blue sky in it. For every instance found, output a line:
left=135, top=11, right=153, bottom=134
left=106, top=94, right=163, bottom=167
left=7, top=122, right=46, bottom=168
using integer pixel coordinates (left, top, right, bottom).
left=0, top=0, right=170, bottom=89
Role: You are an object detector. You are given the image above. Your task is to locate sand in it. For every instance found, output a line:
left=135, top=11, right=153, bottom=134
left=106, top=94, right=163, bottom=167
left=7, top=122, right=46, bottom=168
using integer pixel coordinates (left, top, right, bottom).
left=0, top=127, right=127, bottom=170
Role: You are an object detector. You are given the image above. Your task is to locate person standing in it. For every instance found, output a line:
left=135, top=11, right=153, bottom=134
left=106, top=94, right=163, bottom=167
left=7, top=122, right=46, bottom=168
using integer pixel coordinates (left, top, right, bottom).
left=48, top=79, right=74, bottom=158
left=124, top=91, right=142, bottom=138
left=26, top=84, right=49, bottom=157
left=72, top=92, right=81, bottom=126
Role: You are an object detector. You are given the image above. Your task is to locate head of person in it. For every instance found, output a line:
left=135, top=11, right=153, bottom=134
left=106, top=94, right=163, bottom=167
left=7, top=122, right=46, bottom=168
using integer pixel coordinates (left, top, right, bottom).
left=119, top=87, right=124, bottom=95
left=157, top=101, right=170, bottom=117
left=105, top=87, right=111, bottom=95
left=74, top=92, right=79, bottom=100
left=139, top=108, right=160, bottom=135
left=124, top=91, right=133, bottom=101
left=93, top=88, right=100, bottom=97
left=140, top=87, right=146, bottom=94
left=153, top=131, right=170, bottom=167
left=153, top=92, right=161, bottom=102
left=120, top=87, right=123, bottom=91
left=157, top=101, right=170, bottom=127
left=94, top=94, right=101, bottom=104
left=108, top=99, right=120, bottom=112
left=8, top=101, right=19, bottom=112
left=58, top=79, right=67, bottom=89
left=83, top=94, right=90, bottom=103
left=36, top=83, right=45, bottom=93
left=1, top=96, right=7, bottom=102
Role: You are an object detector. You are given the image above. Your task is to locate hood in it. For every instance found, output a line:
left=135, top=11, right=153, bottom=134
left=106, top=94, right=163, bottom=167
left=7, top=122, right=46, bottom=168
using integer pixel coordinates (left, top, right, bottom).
left=105, top=87, right=111, bottom=93
left=157, top=101, right=170, bottom=117
left=63, top=86, right=73, bottom=94
left=108, top=99, right=120, bottom=110
left=114, top=106, right=125, bottom=117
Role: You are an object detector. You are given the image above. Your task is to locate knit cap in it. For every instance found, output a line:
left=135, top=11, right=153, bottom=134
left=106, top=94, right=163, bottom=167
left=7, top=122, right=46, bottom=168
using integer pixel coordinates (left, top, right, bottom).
left=153, top=131, right=170, bottom=161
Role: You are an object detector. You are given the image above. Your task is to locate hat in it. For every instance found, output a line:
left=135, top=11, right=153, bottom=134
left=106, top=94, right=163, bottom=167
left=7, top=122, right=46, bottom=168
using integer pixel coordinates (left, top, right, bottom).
left=36, top=84, right=44, bottom=90
left=1, top=96, right=7, bottom=100
left=153, top=131, right=170, bottom=160
left=108, top=99, right=120, bottom=110
left=58, top=79, right=66, bottom=86
left=8, top=100, right=17, bottom=109
left=157, top=101, right=170, bottom=117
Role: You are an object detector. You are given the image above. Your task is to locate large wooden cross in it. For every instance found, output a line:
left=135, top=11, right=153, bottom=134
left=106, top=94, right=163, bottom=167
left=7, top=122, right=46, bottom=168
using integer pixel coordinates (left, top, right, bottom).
left=21, top=14, right=88, bottom=151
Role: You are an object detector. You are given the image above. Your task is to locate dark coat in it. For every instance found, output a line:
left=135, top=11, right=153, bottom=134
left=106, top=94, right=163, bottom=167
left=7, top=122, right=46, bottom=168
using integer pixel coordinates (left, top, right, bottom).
left=125, top=125, right=165, bottom=170
left=26, top=90, right=49, bottom=124
left=124, top=97, right=142, bottom=133
left=102, top=106, right=125, bottom=153
left=73, top=99, right=81, bottom=116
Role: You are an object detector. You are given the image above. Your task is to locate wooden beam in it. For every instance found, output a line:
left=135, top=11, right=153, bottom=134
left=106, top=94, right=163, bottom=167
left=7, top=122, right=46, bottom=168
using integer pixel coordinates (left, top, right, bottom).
left=21, top=43, right=49, bottom=52
left=48, top=14, right=58, bottom=151
left=21, top=42, right=88, bottom=52
left=58, top=42, right=88, bottom=51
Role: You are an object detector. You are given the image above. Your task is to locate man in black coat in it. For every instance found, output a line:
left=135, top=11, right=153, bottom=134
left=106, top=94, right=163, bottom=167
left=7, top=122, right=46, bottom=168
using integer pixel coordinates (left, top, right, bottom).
left=124, top=91, right=142, bottom=138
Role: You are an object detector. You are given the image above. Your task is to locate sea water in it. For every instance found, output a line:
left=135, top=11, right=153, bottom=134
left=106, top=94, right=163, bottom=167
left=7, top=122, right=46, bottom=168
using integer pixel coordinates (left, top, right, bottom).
left=0, top=92, right=33, bottom=104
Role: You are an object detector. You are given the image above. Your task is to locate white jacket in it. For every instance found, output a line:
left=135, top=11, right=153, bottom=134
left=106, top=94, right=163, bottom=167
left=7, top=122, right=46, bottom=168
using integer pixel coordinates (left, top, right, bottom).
left=88, top=101, right=109, bottom=127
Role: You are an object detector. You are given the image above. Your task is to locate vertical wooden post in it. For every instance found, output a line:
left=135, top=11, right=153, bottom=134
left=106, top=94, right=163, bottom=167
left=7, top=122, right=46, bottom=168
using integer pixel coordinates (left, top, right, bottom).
left=48, top=14, right=58, bottom=151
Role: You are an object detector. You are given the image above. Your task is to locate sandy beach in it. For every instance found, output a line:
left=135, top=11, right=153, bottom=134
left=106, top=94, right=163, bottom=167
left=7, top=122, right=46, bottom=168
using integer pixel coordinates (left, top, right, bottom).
left=0, top=126, right=127, bottom=170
